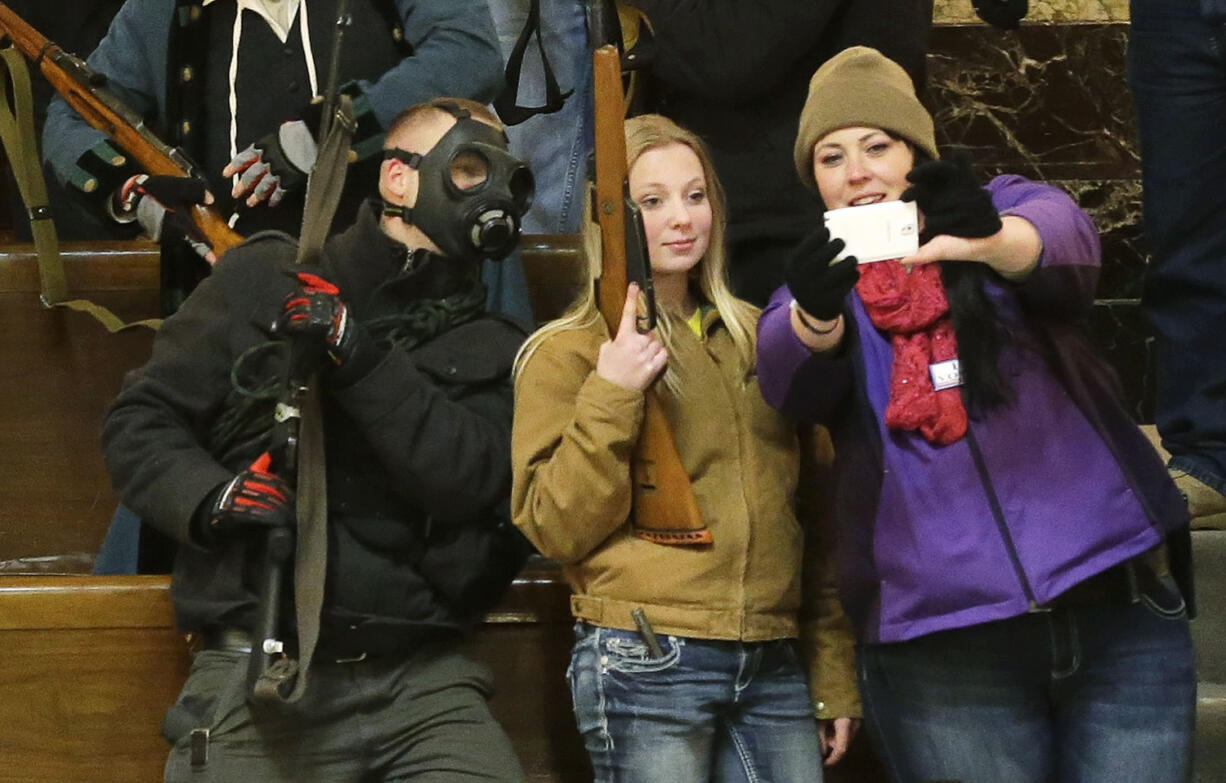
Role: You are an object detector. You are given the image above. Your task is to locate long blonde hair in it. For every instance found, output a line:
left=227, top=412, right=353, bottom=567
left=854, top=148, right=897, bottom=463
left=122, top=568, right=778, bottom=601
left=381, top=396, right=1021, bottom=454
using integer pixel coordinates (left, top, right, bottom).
left=514, top=114, right=758, bottom=393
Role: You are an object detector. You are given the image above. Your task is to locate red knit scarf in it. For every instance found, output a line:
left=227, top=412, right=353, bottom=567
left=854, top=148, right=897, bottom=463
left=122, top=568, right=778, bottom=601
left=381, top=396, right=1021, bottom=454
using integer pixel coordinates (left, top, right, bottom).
left=855, top=260, right=967, bottom=445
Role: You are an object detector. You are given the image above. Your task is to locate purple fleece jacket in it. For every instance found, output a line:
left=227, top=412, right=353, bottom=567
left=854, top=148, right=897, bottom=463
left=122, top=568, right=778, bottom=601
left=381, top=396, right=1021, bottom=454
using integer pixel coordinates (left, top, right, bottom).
left=756, top=176, right=1188, bottom=643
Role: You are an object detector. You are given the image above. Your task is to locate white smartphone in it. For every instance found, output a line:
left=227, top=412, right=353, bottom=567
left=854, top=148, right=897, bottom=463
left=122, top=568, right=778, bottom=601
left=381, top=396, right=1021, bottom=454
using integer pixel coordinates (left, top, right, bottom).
left=823, top=200, right=919, bottom=264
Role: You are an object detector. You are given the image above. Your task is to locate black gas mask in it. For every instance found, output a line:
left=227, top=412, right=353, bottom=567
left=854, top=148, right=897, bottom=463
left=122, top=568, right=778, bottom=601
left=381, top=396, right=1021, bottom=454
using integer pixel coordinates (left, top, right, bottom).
left=382, top=104, right=534, bottom=262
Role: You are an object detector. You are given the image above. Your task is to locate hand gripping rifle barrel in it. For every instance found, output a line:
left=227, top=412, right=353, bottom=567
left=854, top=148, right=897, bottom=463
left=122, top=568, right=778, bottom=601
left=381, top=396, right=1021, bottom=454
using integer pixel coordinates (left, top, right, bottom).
left=0, top=2, right=242, bottom=258
left=590, top=44, right=709, bottom=546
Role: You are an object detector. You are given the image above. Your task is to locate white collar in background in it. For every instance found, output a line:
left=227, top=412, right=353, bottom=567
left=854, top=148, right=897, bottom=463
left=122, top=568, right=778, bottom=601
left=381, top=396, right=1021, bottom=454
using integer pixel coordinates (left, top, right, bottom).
left=203, top=0, right=302, bottom=44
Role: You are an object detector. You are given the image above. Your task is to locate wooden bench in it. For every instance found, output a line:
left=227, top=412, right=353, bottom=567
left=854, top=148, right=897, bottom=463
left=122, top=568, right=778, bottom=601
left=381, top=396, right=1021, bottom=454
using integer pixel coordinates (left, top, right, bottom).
left=0, top=562, right=588, bottom=783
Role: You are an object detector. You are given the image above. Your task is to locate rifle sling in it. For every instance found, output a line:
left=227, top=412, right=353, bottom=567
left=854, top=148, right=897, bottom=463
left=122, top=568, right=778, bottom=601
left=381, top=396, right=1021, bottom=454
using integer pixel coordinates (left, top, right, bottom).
left=0, top=47, right=160, bottom=332
left=260, top=96, right=356, bottom=705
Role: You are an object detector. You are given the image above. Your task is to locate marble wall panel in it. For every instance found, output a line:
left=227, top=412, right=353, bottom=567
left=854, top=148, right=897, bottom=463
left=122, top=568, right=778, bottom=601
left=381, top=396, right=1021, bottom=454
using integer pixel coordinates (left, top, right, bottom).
left=927, top=20, right=1157, bottom=419
left=927, top=24, right=1137, bottom=180
left=1087, top=301, right=1156, bottom=422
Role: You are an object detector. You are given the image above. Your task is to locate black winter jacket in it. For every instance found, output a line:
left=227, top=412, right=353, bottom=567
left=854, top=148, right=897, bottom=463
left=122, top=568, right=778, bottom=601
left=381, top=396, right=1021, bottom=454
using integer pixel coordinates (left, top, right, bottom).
left=102, top=202, right=528, bottom=650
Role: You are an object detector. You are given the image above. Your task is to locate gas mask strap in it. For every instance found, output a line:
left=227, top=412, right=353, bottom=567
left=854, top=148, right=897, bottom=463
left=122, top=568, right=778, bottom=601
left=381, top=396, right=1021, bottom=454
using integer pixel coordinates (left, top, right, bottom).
left=383, top=148, right=423, bottom=168
left=381, top=200, right=412, bottom=223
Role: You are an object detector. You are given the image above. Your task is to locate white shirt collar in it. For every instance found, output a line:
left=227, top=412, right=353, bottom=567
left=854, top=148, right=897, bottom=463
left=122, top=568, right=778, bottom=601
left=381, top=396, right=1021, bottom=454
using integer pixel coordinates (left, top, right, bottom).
left=202, top=0, right=302, bottom=44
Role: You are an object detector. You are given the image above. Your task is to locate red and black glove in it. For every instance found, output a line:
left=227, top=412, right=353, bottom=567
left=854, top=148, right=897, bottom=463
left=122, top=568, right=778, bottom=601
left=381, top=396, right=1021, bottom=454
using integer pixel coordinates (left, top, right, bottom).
left=275, top=271, right=384, bottom=384
left=201, top=453, right=294, bottom=539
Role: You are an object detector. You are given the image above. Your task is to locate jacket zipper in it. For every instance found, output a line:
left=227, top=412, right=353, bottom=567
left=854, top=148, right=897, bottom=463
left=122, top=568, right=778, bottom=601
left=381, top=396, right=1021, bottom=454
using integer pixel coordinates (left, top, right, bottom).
left=964, top=426, right=1041, bottom=609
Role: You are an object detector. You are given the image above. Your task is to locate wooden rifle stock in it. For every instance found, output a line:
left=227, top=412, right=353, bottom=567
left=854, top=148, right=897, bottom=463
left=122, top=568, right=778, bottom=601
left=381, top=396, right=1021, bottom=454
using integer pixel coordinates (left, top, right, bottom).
left=591, top=45, right=709, bottom=546
left=0, top=2, right=242, bottom=258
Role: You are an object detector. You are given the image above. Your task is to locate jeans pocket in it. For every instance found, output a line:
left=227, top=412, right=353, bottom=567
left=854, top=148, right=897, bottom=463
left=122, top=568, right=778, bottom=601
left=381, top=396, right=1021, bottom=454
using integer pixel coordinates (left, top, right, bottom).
left=599, top=627, right=683, bottom=674
left=1140, top=572, right=1187, bottom=620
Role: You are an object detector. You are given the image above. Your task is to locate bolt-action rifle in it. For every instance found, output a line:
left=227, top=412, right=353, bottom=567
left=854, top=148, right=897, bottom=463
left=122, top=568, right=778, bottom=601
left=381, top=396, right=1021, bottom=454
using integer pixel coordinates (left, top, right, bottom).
left=0, top=2, right=242, bottom=257
left=590, top=43, right=709, bottom=545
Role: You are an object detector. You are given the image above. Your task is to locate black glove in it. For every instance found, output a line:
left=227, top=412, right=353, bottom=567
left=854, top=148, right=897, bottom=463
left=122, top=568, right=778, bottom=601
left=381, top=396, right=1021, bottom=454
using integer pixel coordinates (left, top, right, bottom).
left=973, top=0, right=1027, bottom=29
left=201, top=452, right=294, bottom=538
left=901, top=154, right=1003, bottom=239
left=111, top=174, right=214, bottom=258
left=226, top=119, right=317, bottom=207
left=274, top=271, right=384, bottom=384
left=783, top=225, right=860, bottom=322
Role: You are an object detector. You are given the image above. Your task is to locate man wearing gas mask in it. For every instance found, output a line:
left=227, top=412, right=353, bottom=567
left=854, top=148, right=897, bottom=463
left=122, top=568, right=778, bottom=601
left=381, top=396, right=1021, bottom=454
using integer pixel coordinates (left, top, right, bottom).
left=99, top=97, right=534, bottom=782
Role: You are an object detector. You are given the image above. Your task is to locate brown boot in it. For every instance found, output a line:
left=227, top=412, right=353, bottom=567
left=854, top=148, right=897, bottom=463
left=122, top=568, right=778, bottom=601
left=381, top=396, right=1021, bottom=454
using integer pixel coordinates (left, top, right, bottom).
left=1170, top=469, right=1226, bottom=530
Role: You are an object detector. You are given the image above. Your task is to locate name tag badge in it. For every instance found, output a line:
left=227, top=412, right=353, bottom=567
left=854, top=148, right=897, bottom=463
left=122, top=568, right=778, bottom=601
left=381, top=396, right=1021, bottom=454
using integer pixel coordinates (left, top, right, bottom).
left=930, top=359, right=963, bottom=391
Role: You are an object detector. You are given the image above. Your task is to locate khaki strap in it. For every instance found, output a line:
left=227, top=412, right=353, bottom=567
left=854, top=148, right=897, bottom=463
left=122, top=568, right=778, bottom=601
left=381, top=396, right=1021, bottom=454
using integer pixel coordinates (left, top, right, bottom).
left=260, top=95, right=356, bottom=705
left=0, top=47, right=160, bottom=332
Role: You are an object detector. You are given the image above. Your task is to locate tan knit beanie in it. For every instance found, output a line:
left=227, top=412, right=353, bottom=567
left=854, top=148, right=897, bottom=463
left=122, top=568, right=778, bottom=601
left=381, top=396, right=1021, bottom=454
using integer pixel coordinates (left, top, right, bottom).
left=793, top=46, right=938, bottom=191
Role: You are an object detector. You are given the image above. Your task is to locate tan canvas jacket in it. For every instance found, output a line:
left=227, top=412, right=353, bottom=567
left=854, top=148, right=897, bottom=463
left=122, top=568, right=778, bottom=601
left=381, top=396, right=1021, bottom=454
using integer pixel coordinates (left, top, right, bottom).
left=511, top=311, right=859, bottom=719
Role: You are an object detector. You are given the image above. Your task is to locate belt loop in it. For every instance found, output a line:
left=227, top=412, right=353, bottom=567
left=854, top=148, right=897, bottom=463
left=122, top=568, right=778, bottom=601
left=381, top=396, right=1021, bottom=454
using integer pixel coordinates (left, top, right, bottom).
left=189, top=728, right=209, bottom=767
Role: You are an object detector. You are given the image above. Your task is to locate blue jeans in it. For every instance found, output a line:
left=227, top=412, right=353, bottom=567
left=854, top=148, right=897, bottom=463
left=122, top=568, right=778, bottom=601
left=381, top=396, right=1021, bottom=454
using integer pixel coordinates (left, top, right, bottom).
left=567, top=624, right=825, bottom=783
left=1129, top=0, right=1226, bottom=493
left=857, top=577, right=1195, bottom=783
left=489, top=0, right=591, bottom=235
left=92, top=503, right=142, bottom=574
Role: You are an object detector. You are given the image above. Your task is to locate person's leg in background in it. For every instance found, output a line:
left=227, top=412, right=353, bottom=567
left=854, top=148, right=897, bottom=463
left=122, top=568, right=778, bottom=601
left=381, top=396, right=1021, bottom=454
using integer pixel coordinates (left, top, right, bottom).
left=92, top=504, right=141, bottom=575
left=486, top=0, right=591, bottom=326
left=1129, top=0, right=1226, bottom=527
left=492, top=0, right=590, bottom=237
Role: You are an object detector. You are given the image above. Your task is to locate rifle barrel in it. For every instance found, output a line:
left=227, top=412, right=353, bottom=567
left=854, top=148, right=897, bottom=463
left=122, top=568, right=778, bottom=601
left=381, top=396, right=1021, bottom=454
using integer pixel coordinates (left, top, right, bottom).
left=0, top=2, right=242, bottom=256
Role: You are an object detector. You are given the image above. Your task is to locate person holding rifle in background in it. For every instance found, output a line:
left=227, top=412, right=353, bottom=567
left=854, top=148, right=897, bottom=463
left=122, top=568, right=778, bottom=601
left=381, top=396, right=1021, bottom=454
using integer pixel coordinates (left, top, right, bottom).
left=510, top=111, right=860, bottom=782
left=101, top=97, right=534, bottom=782
left=40, top=0, right=505, bottom=314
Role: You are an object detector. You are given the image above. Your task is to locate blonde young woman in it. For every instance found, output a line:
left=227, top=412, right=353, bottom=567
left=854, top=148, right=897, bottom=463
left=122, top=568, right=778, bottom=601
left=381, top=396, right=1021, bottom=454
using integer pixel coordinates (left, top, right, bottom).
left=511, top=114, right=857, bottom=782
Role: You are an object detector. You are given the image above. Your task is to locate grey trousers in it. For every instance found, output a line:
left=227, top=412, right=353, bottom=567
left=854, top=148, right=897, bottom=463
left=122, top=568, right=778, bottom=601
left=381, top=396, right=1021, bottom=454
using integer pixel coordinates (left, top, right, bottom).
left=163, top=641, right=526, bottom=782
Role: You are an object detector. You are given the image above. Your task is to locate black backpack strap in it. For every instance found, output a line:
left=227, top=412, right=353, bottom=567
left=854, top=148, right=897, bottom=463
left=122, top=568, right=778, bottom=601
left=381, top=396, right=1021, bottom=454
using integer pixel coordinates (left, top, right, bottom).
left=493, top=0, right=572, bottom=126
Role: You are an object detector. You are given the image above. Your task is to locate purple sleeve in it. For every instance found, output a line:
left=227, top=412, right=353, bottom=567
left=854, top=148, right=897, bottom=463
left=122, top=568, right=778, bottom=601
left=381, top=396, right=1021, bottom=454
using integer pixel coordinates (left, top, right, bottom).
left=988, top=175, right=1102, bottom=317
left=755, top=285, right=854, bottom=422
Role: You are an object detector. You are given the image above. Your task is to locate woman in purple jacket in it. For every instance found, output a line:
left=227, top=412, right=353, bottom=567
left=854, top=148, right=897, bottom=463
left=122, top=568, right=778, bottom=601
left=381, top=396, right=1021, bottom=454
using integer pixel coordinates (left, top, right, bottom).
left=756, top=46, right=1195, bottom=783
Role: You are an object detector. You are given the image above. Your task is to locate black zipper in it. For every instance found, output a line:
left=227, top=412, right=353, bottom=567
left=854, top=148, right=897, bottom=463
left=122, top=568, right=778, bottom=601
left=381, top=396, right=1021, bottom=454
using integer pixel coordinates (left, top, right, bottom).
left=964, top=425, right=1040, bottom=608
